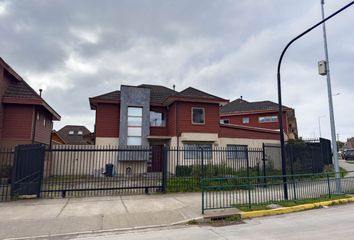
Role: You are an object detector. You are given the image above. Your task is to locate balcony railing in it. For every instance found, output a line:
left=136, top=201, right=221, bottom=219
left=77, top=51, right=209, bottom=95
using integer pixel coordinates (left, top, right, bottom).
left=150, top=119, right=166, bottom=127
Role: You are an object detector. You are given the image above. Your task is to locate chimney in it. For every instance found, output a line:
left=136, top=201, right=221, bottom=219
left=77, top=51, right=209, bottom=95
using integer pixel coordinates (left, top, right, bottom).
left=39, top=89, right=43, bottom=97
left=173, top=85, right=176, bottom=91
left=240, top=96, right=243, bottom=100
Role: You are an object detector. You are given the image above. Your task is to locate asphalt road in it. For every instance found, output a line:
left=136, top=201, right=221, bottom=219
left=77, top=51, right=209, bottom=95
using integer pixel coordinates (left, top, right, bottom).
left=64, top=204, right=354, bottom=240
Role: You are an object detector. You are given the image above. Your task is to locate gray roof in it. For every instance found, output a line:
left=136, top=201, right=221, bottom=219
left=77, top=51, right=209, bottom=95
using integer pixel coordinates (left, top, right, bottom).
left=177, top=87, right=224, bottom=100
left=57, top=125, right=92, bottom=145
left=90, top=84, right=224, bottom=105
left=221, top=98, right=289, bottom=113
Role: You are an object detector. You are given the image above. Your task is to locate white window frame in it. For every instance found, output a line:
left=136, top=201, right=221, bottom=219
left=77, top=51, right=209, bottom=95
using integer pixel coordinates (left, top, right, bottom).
left=184, top=143, right=212, bottom=160
left=150, top=111, right=166, bottom=127
left=242, top=117, right=249, bottom=124
left=127, top=107, right=143, bottom=146
left=259, top=115, right=278, bottom=123
left=227, top=144, right=248, bottom=159
left=191, top=107, right=205, bottom=125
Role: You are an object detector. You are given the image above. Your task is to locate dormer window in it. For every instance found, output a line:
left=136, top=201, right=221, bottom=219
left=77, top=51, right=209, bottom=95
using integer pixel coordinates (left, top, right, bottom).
left=78, top=130, right=83, bottom=135
left=69, top=130, right=74, bottom=135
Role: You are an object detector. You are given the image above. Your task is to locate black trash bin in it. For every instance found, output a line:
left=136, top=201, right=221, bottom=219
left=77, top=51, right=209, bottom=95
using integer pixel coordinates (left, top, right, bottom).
left=105, top=164, right=114, bottom=177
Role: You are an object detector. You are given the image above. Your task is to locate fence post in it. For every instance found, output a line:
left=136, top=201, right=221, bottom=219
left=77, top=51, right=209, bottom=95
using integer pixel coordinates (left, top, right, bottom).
left=262, top=143, right=266, bottom=187
left=326, top=173, right=331, bottom=198
left=161, top=145, right=168, bottom=193
left=246, top=148, right=251, bottom=209
left=201, top=147, right=205, bottom=214
left=36, top=145, right=46, bottom=198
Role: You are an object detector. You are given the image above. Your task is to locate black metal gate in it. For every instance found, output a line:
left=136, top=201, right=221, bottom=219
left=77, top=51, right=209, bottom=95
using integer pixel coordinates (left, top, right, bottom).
left=11, top=144, right=45, bottom=198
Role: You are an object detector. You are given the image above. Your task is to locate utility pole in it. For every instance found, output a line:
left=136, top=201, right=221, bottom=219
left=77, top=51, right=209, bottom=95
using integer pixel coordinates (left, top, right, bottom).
left=320, top=0, right=341, bottom=192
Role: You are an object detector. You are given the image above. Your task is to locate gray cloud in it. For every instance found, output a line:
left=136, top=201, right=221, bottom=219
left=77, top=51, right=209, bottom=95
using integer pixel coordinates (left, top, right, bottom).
left=0, top=0, right=353, bottom=141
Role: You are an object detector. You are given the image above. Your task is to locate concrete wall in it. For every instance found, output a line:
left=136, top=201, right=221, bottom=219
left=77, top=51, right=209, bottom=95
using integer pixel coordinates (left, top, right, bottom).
left=119, top=86, right=150, bottom=147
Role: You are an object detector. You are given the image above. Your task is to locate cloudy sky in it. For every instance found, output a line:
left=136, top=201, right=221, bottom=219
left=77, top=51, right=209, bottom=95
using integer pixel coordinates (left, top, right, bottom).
left=0, top=0, right=353, bottom=141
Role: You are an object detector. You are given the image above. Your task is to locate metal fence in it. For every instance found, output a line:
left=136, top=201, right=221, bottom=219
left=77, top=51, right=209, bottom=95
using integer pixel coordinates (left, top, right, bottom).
left=166, top=147, right=266, bottom=192
left=201, top=171, right=353, bottom=213
left=41, top=145, right=164, bottom=198
left=0, top=142, right=335, bottom=202
left=0, top=148, right=14, bottom=202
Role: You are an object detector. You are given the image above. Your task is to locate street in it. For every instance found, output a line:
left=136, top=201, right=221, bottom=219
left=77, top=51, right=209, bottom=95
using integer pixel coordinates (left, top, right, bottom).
left=66, top=204, right=354, bottom=240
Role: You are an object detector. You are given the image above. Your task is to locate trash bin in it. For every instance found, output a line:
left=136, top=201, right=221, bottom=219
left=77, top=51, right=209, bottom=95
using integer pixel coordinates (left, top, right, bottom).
left=105, top=164, right=114, bottom=177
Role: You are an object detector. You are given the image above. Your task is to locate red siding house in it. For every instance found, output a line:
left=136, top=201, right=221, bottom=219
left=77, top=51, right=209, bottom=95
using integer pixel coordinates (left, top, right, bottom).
left=220, top=98, right=298, bottom=140
left=0, top=58, right=61, bottom=148
left=89, top=85, right=282, bottom=150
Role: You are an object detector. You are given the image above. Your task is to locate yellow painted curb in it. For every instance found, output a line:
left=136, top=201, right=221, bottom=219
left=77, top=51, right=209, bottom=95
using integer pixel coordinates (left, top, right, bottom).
left=240, top=197, right=354, bottom=219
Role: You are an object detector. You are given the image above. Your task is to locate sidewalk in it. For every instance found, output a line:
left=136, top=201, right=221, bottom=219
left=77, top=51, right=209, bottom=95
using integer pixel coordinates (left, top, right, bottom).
left=0, top=193, right=202, bottom=239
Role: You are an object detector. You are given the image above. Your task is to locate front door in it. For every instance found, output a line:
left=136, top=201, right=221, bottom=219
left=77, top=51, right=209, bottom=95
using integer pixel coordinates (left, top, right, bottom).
left=150, top=145, right=163, bottom=172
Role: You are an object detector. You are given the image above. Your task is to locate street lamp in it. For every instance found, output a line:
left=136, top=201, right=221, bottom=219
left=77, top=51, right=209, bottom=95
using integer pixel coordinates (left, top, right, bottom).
left=320, top=0, right=341, bottom=192
left=318, top=115, right=326, bottom=138
left=277, top=1, right=354, bottom=200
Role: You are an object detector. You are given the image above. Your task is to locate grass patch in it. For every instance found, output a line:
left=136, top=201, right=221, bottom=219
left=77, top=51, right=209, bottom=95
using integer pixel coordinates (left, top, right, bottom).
left=235, top=194, right=352, bottom=212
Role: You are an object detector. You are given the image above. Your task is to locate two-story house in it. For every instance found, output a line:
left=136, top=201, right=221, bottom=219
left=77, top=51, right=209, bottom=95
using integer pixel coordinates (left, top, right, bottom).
left=220, top=98, right=298, bottom=140
left=89, top=85, right=282, bottom=172
left=0, top=58, right=60, bottom=148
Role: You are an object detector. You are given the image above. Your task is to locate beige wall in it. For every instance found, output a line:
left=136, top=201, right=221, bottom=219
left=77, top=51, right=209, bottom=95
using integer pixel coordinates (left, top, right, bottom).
left=45, top=144, right=147, bottom=177
left=218, top=137, right=279, bottom=149
left=95, top=137, right=119, bottom=146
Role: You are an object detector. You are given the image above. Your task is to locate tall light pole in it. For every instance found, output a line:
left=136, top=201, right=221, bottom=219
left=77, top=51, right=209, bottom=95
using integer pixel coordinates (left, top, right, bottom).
left=320, top=0, right=341, bottom=192
left=318, top=115, right=326, bottom=138
left=277, top=0, right=354, bottom=200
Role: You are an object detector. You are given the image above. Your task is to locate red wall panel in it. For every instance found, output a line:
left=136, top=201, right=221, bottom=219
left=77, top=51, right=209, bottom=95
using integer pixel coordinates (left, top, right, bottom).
left=95, top=103, right=120, bottom=137
left=175, top=102, right=220, bottom=134
left=34, top=107, right=53, bottom=145
left=220, top=112, right=288, bottom=133
left=2, top=104, right=34, bottom=140
left=219, top=126, right=280, bottom=140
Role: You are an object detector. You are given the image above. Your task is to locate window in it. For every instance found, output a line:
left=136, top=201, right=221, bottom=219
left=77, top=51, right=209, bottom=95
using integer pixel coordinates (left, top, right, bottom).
left=259, top=116, right=278, bottom=123
left=227, top=145, right=248, bottom=159
left=220, top=119, right=229, bottom=124
left=150, top=111, right=166, bottom=127
left=68, top=130, right=74, bottom=135
left=242, top=117, right=249, bottom=124
left=192, top=107, right=205, bottom=124
left=43, top=118, right=46, bottom=127
left=184, top=144, right=212, bottom=159
left=78, top=130, right=83, bottom=135
left=127, top=107, right=142, bottom=146
left=37, top=113, right=40, bottom=121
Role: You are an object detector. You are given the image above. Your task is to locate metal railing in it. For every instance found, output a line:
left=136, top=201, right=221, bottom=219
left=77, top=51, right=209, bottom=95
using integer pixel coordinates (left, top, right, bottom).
left=201, top=171, right=353, bottom=214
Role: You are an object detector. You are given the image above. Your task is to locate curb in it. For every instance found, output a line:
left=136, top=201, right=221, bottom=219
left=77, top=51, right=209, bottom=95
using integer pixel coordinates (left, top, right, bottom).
left=239, top=197, right=354, bottom=219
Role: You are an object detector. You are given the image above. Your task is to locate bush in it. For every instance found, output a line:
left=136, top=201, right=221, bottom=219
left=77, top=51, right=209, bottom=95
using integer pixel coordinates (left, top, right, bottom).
left=175, top=166, right=193, bottom=177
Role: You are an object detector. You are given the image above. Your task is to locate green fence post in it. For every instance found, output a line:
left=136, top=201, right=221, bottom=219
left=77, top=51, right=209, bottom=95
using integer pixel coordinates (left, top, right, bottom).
left=246, top=150, right=251, bottom=209
left=327, top=173, right=331, bottom=198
